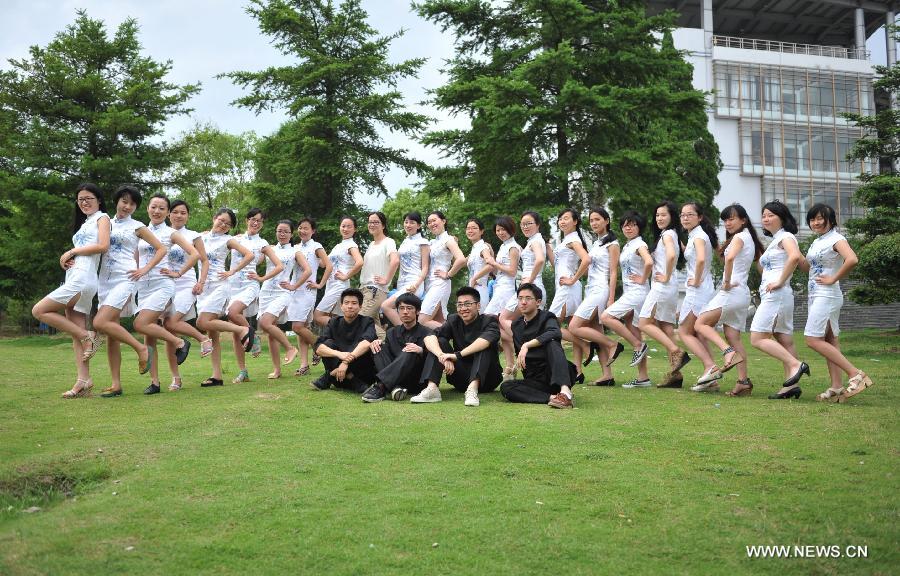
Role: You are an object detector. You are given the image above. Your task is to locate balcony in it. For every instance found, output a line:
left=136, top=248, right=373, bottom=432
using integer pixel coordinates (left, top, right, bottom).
left=712, top=35, right=869, bottom=60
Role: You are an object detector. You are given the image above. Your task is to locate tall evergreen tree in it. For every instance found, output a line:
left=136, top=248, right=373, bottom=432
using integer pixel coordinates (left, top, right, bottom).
left=843, top=29, right=900, bottom=307
left=222, top=0, right=430, bottom=221
left=415, top=0, right=720, bottom=222
left=0, top=11, right=199, bottom=301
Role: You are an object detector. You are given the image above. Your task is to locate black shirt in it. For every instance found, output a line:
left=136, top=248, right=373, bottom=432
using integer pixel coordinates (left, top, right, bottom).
left=382, top=322, right=432, bottom=356
left=511, top=309, right=562, bottom=377
left=316, top=315, right=376, bottom=352
left=434, top=313, right=500, bottom=350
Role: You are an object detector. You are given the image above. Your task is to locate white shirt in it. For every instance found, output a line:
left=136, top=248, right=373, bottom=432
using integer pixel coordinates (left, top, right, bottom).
left=397, top=233, right=429, bottom=288
left=620, top=237, right=650, bottom=290
left=360, top=237, right=397, bottom=290
left=168, top=227, right=201, bottom=286
left=262, top=243, right=298, bottom=292
left=806, top=228, right=846, bottom=299
left=298, top=239, right=323, bottom=290
left=202, top=231, right=232, bottom=282
left=586, top=239, right=618, bottom=290
left=229, top=233, right=269, bottom=284
left=138, top=221, right=175, bottom=280
left=723, top=228, right=755, bottom=290
left=651, top=229, right=680, bottom=286
left=467, top=239, right=490, bottom=288
left=554, top=231, right=583, bottom=280
left=493, top=237, right=521, bottom=290
left=328, top=238, right=359, bottom=282
left=759, top=228, right=796, bottom=291
left=684, top=226, right=714, bottom=291
left=71, top=211, right=109, bottom=274
left=521, top=233, right=545, bottom=282
left=425, top=231, right=453, bottom=290
left=102, top=215, right=145, bottom=279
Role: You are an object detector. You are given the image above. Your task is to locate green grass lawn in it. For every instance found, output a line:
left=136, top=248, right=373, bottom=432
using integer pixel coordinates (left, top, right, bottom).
left=0, top=330, right=897, bottom=575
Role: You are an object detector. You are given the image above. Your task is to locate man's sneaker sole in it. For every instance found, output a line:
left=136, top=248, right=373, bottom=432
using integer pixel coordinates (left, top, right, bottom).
left=362, top=396, right=384, bottom=403
left=622, top=380, right=653, bottom=388
left=410, top=395, right=441, bottom=403
left=391, top=388, right=408, bottom=401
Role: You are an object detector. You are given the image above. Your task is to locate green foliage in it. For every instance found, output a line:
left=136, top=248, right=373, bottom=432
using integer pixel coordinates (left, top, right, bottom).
left=415, top=0, right=720, bottom=222
left=221, top=0, right=431, bottom=225
left=0, top=10, right=199, bottom=301
left=842, top=27, right=900, bottom=305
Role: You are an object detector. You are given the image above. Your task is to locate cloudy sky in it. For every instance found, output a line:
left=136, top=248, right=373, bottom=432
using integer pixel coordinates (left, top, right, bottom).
left=1, top=1, right=892, bottom=209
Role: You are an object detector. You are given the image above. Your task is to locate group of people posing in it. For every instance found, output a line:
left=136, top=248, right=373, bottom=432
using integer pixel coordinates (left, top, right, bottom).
left=34, top=182, right=874, bottom=408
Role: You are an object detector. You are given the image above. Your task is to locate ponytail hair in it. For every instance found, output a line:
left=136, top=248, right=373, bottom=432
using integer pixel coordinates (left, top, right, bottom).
left=761, top=200, right=798, bottom=236
left=683, top=202, right=719, bottom=251
left=558, top=207, right=589, bottom=253
left=720, top=204, right=763, bottom=261
left=589, top=206, right=617, bottom=247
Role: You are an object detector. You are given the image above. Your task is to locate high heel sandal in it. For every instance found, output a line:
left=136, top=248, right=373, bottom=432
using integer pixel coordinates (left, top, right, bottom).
left=62, top=378, right=93, bottom=399
left=80, top=332, right=104, bottom=361
left=768, top=385, right=801, bottom=400
left=294, top=365, right=310, bottom=377
left=725, top=378, right=753, bottom=397
left=720, top=346, right=744, bottom=373
left=842, top=372, right=873, bottom=400
left=816, top=387, right=845, bottom=403
left=200, top=339, right=214, bottom=358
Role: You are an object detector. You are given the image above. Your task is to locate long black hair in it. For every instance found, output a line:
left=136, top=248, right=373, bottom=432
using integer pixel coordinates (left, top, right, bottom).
left=719, top=204, right=763, bottom=261
left=650, top=200, right=681, bottom=252
left=72, top=183, right=106, bottom=233
left=588, top=206, right=617, bottom=247
left=557, top=207, right=589, bottom=253
left=682, top=201, right=720, bottom=252
left=761, top=200, right=798, bottom=236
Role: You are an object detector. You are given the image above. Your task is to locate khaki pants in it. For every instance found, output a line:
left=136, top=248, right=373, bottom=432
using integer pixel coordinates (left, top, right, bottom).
left=360, top=285, right=388, bottom=339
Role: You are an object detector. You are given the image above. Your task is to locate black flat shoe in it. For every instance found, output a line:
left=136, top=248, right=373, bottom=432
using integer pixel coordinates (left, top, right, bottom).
left=200, top=377, right=224, bottom=387
left=583, top=343, right=599, bottom=367
left=574, top=373, right=585, bottom=385
left=143, top=383, right=161, bottom=395
left=605, top=342, right=625, bottom=367
left=242, top=325, right=256, bottom=353
left=768, top=386, right=802, bottom=400
left=592, top=378, right=615, bottom=387
left=783, top=362, right=810, bottom=387
left=100, top=388, right=123, bottom=398
left=175, top=340, right=191, bottom=365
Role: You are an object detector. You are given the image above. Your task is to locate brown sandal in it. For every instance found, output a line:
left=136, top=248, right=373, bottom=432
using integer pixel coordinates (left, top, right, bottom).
left=721, top=347, right=744, bottom=373
left=62, top=378, right=92, bottom=399
left=725, top=378, right=753, bottom=397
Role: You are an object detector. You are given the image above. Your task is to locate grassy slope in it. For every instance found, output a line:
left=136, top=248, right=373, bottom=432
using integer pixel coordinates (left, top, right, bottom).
left=0, top=332, right=897, bottom=575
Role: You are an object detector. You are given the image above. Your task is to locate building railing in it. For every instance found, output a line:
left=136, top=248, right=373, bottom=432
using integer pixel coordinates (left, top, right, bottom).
left=712, top=35, right=869, bottom=60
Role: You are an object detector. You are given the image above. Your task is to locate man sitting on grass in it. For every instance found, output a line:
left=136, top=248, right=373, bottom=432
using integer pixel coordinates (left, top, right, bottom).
left=411, top=286, right=502, bottom=407
left=311, top=288, right=376, bottom=393
left=500, top=283, right=576, bottom=409
left=361, top=293, right=432, bottom=403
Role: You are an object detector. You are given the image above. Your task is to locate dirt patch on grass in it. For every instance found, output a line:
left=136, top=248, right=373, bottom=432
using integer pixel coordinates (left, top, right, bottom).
left=255, top=392, right=282, bottom=400
left=0, top=459, right=111, bottom=509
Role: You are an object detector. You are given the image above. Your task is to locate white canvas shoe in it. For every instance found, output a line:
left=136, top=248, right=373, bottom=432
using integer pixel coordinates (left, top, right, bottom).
left=410, top=386, right=442, bottom=403
left=464, top=388, right=480, bottom=407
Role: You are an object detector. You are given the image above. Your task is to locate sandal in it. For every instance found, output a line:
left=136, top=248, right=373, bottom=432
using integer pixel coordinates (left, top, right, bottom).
left=294, top=366, right=310, bottom=377
left=241, top=326, right=255, bottom=353
left=311, top=353, right=321, bottom=366
left=816, top=386, right=845, bottom=403
left=139, top=345, right=155, bottom=375
left=250, top=335, right=262, bottom=358
left=80, top=331, right=104, bottom=361
left=232, top=369, right=250, bottom=384
left=725, top=378, right=753, bottom=397
left=168, top=378, right=183, bottom=391
left=200, top=339, right=214, bottom=358
left=283, top=347, right=299, bottom=365
left=721, top=346, right=744, bottom=373
left=267, top=372, right=281, bottom=380
left=200, top=377, right=223, bottom=387
left=842, top=372, right=873, bottom=400
left=697, top=365, right=723, bottom=385
left=100, top=386, right=123, bottom=398
left=62, top=378, right=93, bottom=399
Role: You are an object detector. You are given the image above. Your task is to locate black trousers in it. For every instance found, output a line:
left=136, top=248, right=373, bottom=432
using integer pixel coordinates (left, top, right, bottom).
left=319, top=339, right=376, bottom=393
left=374, top=347, right=427, bottom=394
left=500, top=340, right=575, bottom=403
left=421, top=337, right=502, bottom=393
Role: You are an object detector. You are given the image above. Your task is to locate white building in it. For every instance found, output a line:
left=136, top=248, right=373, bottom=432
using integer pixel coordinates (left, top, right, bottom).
left=648, top=0, right=898, bottom=226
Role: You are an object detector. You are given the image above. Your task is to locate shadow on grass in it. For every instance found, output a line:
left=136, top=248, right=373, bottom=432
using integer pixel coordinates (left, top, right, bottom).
left=0, top=458, right=111, bottom=520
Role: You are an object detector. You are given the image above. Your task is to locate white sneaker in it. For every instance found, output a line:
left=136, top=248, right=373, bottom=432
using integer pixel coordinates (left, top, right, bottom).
left=410, top=386, right=442, bottom=403
left=464, top=388, right=480, bottom=407
left=622, top=378, right=652, bottom=388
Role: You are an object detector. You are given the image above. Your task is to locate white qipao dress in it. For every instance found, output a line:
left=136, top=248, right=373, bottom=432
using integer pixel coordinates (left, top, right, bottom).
left=316, top=237, right=359, bottom=314
left=258, top=242, right=298, bottom=323
left=804, top=228, right=847, bottom=337
left=750, top=228, right=797, bottom=334
left=549, top=231, right=585, bottom=317
left=99, top=215, right=146, bottom=316
left=136, top=221, right=176, bottom=313
left=467, top=238, right=492, bottom=305
left=47, top=211, right=109, bottom=314
left=165, top=226, right=201, bottom=319
left=679, top=226, right=715, bottom=322
left=639, top=228, right=680, bottom=324
left=288, top=239, right=321, bottom=323
left=574, top=238, right=618, bottom=320
left=395, top=232, right=429, bottom=298
left=506, top=233, right=546, bottom=311
left=484, top=237, right=520, bottom=316
left=197, top=231, right=232, bottom=315
left=701, top=228, right=755, bottom=331
left=605, top=237, right=650, bottom=327
left=421, top=231, right=453, bottom=317
left=228, top=233, right=270, bottom=316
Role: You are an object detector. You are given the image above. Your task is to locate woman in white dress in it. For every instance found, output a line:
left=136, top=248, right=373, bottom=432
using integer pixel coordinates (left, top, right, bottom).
left=548, top=208, right=591, bottom=380
left=420, top=211, right=466, bottom=329
left=314, top=216, right=363, bottom=327
left=161, top=199, right=211, bottom=391
left=799, top=203, right=873, bottom=402
left=570, top=207, right=620, bottom=386
left=92, top=186, right=167, bottom=397
left=601, top=211, right=654, bottom=387
left=465, top=218, right=494, bottom=305
left=288, top=217, right=331, bottom=376
left=135, top=194, right=200, bottom=394
left=228, top=208, right=284, bottom=384
left=195, top=208, right=255, bottom=388
left=676, top=202, right=720, bottom=391
left=695, top=204, right=763, bottom=396
left=382, top=211, right=429, bottom=326
left=637, top=201, right=688, bottom=388
left=483, top=216, right=520, bottom=371
left=32, top=183, right=110, bottom=398
left=258, top=219, right=311, bottom=379
left=749, top=200, right=809, bottom=399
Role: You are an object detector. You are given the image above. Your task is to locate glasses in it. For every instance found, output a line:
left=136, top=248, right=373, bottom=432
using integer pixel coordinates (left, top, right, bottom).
left=517, top=296, right=536, bottom=302
left=456, top=301, right=478, bottom=309
left=397, top=305, right=418, bottom=313
left=680, top=213, right=697, bottom=219
left=76, top=197, right=97, bottom=204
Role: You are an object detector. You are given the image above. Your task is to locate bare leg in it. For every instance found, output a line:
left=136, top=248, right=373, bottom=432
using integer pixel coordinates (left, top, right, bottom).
left=94, top=306, right=149, bottom=368
left=134, top=309, right=183, bottom=349
left=107, top=337, right=122, bottom=392
left=32, top=296, right=91, bottom=340
left=418, top=311, right=442, bottom=330
left=228, top=302, right=251, bottom=371
left=313, top=309, right=332, bottom=328
left=292, top=321, right=316, bottom=372
left=64, top=307, right=91, bottom=383
left=752, top=331, right=802, bottom=393
left=163, top=312, right=207, bottom=344
left=805, top=325, right=859, bottom=380
left=627, top=322, right=649, bottom=380
left=601, top=312, right=642, bottom=348
left=208, top=330, right=223, bottom=380
left=145, top=334, right=160, bottom=386
left=639, top=314, right=680, bottom=354
left=723, top=326, right=749, bottom=382
left=680, top=314, right=715, bottom=371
